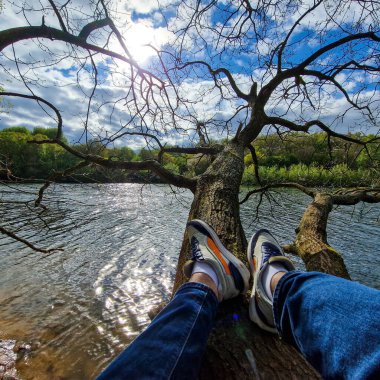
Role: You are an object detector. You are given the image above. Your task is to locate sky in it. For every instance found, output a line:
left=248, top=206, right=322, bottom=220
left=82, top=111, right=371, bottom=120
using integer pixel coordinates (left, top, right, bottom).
left=0, top=0, right=379, bottom=150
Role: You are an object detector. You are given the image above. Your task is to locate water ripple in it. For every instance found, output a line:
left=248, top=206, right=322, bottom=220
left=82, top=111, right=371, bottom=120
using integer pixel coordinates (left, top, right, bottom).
left=0, top=184, right=378, bottom=379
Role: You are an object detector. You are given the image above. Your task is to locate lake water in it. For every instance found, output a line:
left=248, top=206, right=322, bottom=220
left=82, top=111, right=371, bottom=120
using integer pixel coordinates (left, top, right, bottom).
left=0, top=184, right=379, bottom=379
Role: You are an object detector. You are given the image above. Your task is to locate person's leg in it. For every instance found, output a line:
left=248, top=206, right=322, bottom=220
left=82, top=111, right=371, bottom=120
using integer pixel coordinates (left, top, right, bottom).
left=97, top=219, right=250, bottom=379
left=96, top=277, right=219, bottom=380
left=273, top=271, right=380, bottom=380
left=247, top=229, right=380, bottom=379
left=246, top=229, right=296, bottom=333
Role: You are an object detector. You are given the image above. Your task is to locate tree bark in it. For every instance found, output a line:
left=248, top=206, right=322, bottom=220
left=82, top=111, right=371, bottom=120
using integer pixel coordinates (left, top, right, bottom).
left=292, top=193, right=351, bottom=279
left=200, top=298, right=321, bottom=379
left=173, top=142, right=247, bottom=293
left=172, top=141, right=320, bottom=379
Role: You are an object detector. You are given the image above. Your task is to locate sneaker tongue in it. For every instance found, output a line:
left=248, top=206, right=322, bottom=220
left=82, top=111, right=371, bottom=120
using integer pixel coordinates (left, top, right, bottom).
left=190, top=236, right=204, bottom=260
left=261, top=242, right=282, bottom=265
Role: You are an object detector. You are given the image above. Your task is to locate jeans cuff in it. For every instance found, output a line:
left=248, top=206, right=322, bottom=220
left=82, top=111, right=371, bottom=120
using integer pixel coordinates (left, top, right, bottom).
left=175, top=282, right=219, bottom=308
left=273, top=270, right=302, bottom=337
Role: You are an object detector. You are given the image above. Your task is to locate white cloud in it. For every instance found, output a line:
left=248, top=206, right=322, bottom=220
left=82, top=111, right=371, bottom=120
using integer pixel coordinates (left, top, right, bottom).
left=124, top=0, right=159, bottom=14
left=123, top=0, right=173, bottom=14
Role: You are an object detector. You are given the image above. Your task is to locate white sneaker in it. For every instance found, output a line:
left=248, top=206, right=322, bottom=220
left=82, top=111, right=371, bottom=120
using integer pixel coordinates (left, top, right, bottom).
left=183, top=219, right=250, bottom=301
left=247, top=229, right=295, bottom=333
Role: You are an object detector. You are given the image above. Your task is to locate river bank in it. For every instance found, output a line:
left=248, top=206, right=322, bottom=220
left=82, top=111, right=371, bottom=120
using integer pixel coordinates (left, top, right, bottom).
left=1, top=163, right=379, bottom=188
left=0, top=340, right=18, bottom=380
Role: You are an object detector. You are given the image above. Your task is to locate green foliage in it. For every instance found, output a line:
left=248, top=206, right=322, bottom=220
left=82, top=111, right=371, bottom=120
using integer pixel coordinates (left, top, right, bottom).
left=0, top=129, right=77, bottom=178
left=1, top=126, right=30, bottom=134
left=111, top=146, right=136, bottom=161
left=139, top=148, right=157, bottom=160
left=242, top=163, right=378, bottom=187
left=0, top=125, right=378, bottom=186
left=32, top=127, right=57, bottom=139
left=241, top=132, right=379, bottom=187
left=32, top=127, right=69, bottom=144
left=250, top=132, right=369, bottom=168
left=164, top=161, right=180, bottom=174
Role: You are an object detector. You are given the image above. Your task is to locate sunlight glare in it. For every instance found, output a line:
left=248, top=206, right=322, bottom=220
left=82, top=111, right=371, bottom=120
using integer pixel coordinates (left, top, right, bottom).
left=123, top=23, right=158, bottom=65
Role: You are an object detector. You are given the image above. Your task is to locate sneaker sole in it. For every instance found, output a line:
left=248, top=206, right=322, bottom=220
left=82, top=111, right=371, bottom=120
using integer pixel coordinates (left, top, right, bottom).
left=188, top=219, right=250, bottom=295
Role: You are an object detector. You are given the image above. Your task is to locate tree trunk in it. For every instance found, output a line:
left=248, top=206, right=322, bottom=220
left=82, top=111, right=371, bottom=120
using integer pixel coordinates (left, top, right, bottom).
left=200, top=298, right=320, bottom=379
left=292, top=193, right=350, bottom=279
left=172, top=142, right=320, bottom=379
left=172, top=142, right=247, bottom=293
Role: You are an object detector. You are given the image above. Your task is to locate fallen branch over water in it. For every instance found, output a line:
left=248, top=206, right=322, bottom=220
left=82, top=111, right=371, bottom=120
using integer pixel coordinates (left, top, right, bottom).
left=0, top=226, right=63, bottom=254
left=242, top=184, right=380, bottom=279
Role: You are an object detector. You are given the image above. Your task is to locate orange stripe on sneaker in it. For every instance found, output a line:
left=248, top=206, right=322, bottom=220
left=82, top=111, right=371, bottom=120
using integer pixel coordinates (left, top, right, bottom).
left=207, top=237, right=231, bottom=275
left=253, top=257, right=257, bottom=272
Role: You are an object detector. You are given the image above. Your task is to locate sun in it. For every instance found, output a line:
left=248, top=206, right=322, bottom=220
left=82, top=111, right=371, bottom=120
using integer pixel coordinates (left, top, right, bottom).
left=123, top=23, right=157, bottom=65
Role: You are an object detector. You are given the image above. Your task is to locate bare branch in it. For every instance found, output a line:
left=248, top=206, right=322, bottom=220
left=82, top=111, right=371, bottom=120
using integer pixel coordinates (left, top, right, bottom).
left=162, top=146, right=223, bottom=155
left=247, top=144, right=262, bottom=186
left=30, top=139, right=197, bottom=191
left=277, top=0, right=323, bottom=72
left=302, top=69, right=375, bottom=115
left=158, top=145, right=223, bottom=164
left=266, top=116, right=369, bottom=146
left=332, top=188, right=380, bottom=205
left=106, top=131, right=163, bottom=149
left=1, top=92, right=63, bottom=140
left=47, top=0, right=67, bottom=32
left=0, top=226, right=63, bottom=253
left=240, top=182, right=316, bottom=204
left=0, top=26, right=163, bottom=87
left=35, top=161, right=90, bottom=208
left=78, top=18, right=111, bottom=41
left=297, top=32, right=380, bottom=71
left=177, top=60, right=250, bottom=101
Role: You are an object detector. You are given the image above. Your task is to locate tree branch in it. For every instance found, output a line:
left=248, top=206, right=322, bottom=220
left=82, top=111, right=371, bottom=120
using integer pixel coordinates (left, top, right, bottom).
left=277, top=0, right=323, bottom=72
left=35, top=161, right=90, bottom=208
left=302, top=69, right=375, bottom=114
left=255, top=32, right=380, bottom=110
left=47, top=0, right=67, bottom=32
left=106, top=131, right=163, bottom=149
left=1, top=92, right=63, bottom=140
left=177, top=60, right=250, bottom=101
left=247, top=144, right=262, bottom=186
left=30, top=139, right=197, bottom=191
left=297, top=32, right=380, bottom=71
left=0, top=226, right=63, bottom=253
left=78, top=18, right=111, bottom=41
left=266, top=116, right=369, bottom=145
left=240, top=182, right=316, bottom=204
left=332, top=188, right=380, bottom=205
left=0, top=25, right=163, bottom=87
left=161, top=145, right=223, bottom=156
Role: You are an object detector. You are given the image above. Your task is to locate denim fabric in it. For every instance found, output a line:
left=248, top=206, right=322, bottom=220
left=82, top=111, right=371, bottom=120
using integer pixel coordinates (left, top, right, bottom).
left=273, top=271, right=380, bottom=380
left=97, top=272, right=380, bottom=380
left=96, top=282, right=218, bottom=380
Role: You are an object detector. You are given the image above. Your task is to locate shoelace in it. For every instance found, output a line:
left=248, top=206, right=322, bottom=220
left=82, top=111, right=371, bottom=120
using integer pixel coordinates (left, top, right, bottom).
left=261, top=242, right=281, bottom=265
left=190, top=236, right=204, bottom=260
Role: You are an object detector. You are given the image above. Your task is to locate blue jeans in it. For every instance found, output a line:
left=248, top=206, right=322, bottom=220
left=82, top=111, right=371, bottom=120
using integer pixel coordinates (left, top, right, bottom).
left=97, top=272, right=380, bottom=379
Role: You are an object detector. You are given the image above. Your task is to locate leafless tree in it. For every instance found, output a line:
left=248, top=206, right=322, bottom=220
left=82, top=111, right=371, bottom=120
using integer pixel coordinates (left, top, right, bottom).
left=1, top=0, right=380, bottom=377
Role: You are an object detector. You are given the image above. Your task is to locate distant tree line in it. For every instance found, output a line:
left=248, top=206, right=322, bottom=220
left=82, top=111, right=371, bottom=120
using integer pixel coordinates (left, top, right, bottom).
left=0, top=126, right=378, bottom=187
left=242, top=132, right=379, bottom=187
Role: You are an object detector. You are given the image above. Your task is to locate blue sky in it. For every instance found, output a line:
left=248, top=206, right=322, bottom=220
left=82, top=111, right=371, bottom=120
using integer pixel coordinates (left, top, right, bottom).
left=0, top=0, right=379, bottom=149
